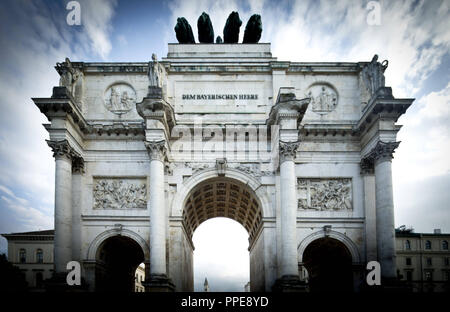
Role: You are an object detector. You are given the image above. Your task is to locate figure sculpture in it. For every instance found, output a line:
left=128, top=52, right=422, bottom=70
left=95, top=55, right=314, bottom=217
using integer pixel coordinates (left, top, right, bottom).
left=56, top=58, right=80, bottom=94
left=223, top=11, right=242, bottom=43
left=362, top=54, right=389, bottom=96
left=174, top=17, right=195, bottom=43
left=148, top=53, right=162, bottom=88
left=243, top=14, right=262, bottom=43
left=197, top=12, right=214, bottom=43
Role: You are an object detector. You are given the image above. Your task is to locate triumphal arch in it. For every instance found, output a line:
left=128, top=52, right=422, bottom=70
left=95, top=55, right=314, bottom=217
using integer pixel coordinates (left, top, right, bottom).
left=33, top=29, right=413, bottom=291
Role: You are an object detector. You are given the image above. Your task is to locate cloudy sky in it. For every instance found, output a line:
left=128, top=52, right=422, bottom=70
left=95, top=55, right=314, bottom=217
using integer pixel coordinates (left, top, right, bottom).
left=0, top=0, right=449, bottom=291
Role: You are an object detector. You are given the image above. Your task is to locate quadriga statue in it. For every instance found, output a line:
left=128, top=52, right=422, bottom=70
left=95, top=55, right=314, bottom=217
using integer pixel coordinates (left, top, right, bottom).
left=243, top=14, right=262, bottom=43
left=197, top=12, right=214, bottom=43
left=174, top=17, right=195, bottom=43
left=223, top=11, right=242, bottom=43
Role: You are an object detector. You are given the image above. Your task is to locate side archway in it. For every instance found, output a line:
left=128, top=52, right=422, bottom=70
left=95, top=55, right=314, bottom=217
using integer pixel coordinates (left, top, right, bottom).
left=298, top=229, right=361, bottom=264
left=86, top=228, right=149, bottom=261
left=298, top=230, right=360, bottom=292
left=86, top=229, right=148, bottom=292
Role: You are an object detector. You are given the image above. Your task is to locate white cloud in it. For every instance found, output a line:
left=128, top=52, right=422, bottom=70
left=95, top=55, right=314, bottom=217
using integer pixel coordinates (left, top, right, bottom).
left=0, top=0, right=118, bottom=235
left=80, top=0, right=118, bottom=59
left=394, top=83, right=450, bottom=183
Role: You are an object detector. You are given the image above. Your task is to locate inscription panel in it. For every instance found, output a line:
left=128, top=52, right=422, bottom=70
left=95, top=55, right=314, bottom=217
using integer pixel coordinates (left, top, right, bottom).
left=173, top=80, right=267, bottom=113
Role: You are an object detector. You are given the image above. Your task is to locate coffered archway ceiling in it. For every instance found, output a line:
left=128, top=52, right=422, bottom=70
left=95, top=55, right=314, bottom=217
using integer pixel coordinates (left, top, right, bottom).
left=182, top=177, right=263, bottom=244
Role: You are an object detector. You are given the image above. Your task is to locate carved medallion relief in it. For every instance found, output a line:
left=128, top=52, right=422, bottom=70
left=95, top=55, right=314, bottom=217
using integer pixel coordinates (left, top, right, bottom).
left=104, top=83, right=136, bottom=115
left=306, top=84, right=338, bottom=115
left=93, top=178, right=147, bottom=209
left=297, top=178, right=352, bottom=211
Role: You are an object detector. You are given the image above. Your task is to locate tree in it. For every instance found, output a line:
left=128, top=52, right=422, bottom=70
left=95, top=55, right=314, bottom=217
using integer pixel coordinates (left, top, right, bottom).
left=0, top=253, right=28, bottom=291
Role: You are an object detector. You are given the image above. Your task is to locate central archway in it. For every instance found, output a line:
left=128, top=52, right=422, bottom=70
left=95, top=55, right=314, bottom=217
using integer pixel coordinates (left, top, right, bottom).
left=181, top=176, right=264, bottom=291
left=183, top=177, right=262, bottom=243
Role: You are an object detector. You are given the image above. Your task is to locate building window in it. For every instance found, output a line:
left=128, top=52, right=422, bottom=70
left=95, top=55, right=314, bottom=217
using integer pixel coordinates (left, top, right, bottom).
left=443, top=240, right=449, bottom=250
left=425, top=271, right=433, bottom=281
left=405, top=240, right=411, bottom=250
left=426, top=257, right=432, bottom=266
left=406, top=257, right=412, bottom=265
left=36, top=249, right=43, bottom=263
left=406, top=271, right=412, bottom=282
left=19, top=249, right=26, bottom=263
left=444, top=271, right=450, bottom=281
left=35, top=272, right=43, bottom=288
left=425, top=240, right=432, bottom=250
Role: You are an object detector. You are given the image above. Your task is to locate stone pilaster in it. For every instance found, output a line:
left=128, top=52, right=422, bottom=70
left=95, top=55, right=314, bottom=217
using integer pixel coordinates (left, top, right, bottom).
left=360, top=159, right=377, bottom=263
left=46, top=140, right=79, bottom=274
left=364, top=141, right=400, bottom=280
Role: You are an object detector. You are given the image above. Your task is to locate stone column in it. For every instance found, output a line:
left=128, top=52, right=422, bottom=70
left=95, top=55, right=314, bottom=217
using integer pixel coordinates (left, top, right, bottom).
left=145, top=140, right=174, bottom=291
left=367, top=141, right=400, bottom=280
left=273, top=141, right=304, bottom=291
left=47, top=140, right=78, bottom=274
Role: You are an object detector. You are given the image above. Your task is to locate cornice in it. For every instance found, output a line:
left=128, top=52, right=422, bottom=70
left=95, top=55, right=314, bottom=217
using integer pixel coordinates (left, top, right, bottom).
left=355, top=87, right=414, bottom=133
left=33, top=87, right=90, bottom=134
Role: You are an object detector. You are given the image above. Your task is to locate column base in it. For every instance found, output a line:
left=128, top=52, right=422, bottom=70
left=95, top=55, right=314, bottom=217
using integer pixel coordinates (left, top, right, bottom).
left=143, top=274, right=175, bottom=292
left=44, top=272, right=89, bottom=292
left=272, top=275, right=307, bottom=292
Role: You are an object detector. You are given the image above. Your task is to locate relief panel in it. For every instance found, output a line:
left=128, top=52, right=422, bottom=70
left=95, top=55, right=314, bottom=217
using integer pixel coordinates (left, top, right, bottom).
left=93, top=178, right=147, bottom=209
left=297, top=178, right=352, bottom=211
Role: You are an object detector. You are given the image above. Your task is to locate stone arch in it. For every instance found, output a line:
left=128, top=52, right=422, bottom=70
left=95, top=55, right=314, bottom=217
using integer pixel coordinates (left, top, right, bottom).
left=86, top=228, right=149, bottom=261
left=297, top=229, right=361, bottom=264
left=171, top=167, right=272, bottom=219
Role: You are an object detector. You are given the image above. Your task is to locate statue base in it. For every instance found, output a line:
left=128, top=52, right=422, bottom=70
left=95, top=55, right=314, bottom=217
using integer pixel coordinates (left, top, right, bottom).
left=272, top=275, right=307, bottom=292
left=147, top=86, right=162, bottom=99
left=143, top=274, right=175, bottom=292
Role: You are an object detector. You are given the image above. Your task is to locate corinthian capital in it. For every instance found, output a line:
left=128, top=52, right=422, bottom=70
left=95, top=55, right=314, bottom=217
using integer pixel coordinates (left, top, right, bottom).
left=72, top=156, right=85, bottom=174
left=46, top=139, right=80, bottom=160
left=145, top=140, right=167, bottom=161
left=366, top=141, right=400, bottom=163
left=279, top=141, right=300, bottom=163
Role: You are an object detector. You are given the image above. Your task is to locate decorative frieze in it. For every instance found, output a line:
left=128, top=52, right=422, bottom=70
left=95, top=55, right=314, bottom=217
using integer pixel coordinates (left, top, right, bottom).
left=297, top=178, right=352, bottom=211
left=145, top=140, right=167, bottom=161
left=185, top=162, right=213, bottom=174
left=93, top=178, right=147, bottom=210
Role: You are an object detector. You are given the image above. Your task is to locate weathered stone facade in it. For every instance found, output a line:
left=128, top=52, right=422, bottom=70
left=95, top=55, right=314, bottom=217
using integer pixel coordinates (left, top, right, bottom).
left=33, top=43, right=413, bottom=291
